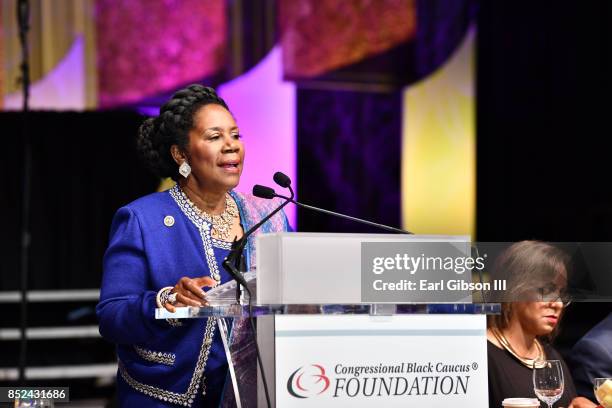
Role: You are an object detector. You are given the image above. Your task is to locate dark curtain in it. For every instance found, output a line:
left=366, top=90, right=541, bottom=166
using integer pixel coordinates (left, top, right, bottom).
left=1, top=111, right=159, bottom=291
left=476, top=0, right=612, bottom=349
left=477, top=0, right=612, bottom=242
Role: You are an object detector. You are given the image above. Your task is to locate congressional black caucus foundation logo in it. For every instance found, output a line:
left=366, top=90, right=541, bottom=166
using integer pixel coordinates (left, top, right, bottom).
left=286, top=362, right=478, bottom=399
left=287, top=364, right=331, bottom=398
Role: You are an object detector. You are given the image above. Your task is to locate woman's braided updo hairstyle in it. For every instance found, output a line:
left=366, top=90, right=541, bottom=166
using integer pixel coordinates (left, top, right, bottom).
left=137, top=84, right=230, bottom=180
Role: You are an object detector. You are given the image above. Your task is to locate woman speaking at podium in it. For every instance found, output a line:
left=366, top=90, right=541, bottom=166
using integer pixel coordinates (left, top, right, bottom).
left=96, top=85, right=291, bottom=407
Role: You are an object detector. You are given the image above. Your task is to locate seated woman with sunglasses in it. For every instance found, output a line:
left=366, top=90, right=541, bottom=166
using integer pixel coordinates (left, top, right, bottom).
left=487, top=241, right=596, bottom=408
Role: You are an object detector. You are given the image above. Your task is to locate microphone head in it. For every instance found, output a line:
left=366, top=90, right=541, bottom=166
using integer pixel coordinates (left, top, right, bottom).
left=253, top=184, right=276, bottom=199
left=273, top=171, right=291, bottom=188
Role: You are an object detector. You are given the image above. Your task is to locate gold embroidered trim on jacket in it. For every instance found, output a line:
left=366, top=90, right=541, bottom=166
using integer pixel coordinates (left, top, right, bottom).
left=119, top=316, right=217, bottom=406
left=169, top=185, right=225, bottom=283
left=134, top=346, right=176, bottom=366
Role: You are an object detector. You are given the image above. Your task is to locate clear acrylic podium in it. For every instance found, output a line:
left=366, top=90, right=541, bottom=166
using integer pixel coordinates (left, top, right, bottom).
left=155, top=233, right=500, bottom=407
left=156, top=287, right=498, bottom=406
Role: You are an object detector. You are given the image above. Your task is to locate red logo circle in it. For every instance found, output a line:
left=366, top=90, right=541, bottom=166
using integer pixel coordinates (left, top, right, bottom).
left=287, top=364, right=331, bottom=398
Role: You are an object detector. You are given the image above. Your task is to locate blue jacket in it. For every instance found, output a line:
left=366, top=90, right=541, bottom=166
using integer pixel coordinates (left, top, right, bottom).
left=567, top=312, right=612, bottom=401
left=96, top=185, right=290, bottom=407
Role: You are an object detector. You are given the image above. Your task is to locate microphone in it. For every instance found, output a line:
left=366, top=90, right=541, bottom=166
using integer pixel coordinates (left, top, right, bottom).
left=252, top=184, right=276, bottom=200
left=222, top=183, right=294, bottom=292
left=273, top=171, right=291, bottom=188
left=254, top=172, right=413, bottom=235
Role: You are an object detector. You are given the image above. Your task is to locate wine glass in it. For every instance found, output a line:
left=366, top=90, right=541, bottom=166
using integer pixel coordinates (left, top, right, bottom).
left=533, top=359, right=564, bottom=408
left=593, top=378, right=612, bottom=408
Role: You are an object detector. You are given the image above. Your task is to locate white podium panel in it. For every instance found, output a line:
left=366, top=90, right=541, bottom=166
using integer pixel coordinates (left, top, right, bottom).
left=273, top=314, right=488, bottom=407
left=256, top=233, right=470, bottom=304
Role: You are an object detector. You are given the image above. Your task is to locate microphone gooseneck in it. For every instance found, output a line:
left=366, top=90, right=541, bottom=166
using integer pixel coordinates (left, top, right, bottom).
left=222, top=182, right=294, bottom=290
left=266, top=172, right=413, bottom=235
left=221, top=180, right=294, bottom=408
left=232, top=171, right=407, bottom=408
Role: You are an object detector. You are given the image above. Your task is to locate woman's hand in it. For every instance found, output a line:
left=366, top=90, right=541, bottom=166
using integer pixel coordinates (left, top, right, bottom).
left=164, top=276, right=218, bottom=313
left=568, top=396, right=598, bottom=408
